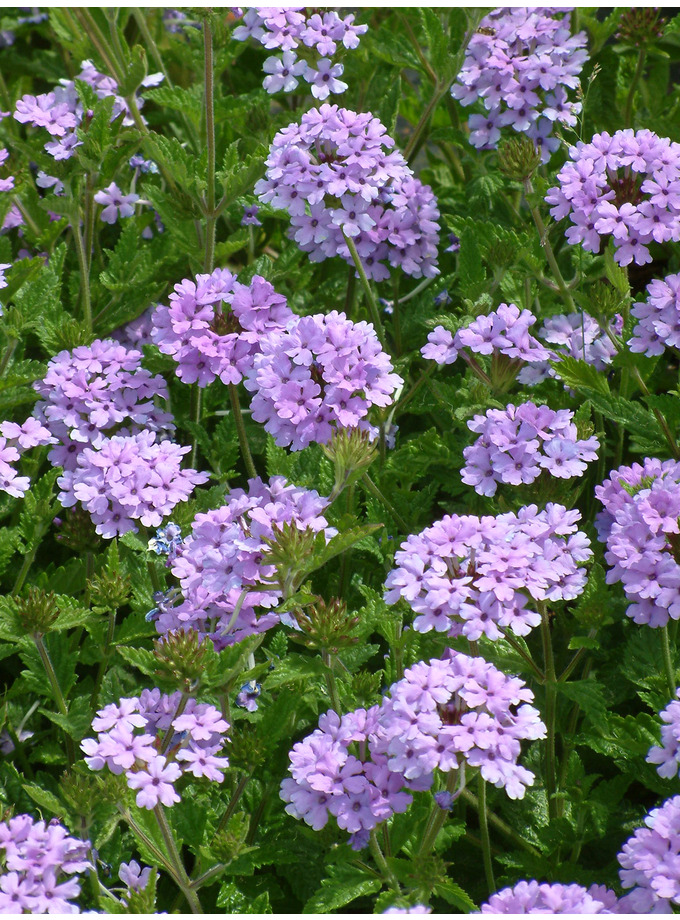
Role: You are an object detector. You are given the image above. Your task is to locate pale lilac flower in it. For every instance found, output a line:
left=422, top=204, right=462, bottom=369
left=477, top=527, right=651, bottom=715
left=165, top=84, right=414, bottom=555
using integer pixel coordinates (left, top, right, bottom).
left=648, top=695, right=680, bottom=779
left=386, top=504, right=591, bottom=641
left=119, top=860, right=151, bottom=893
left=547, top=129, right=680, bottom=266
left=618, top=795, right=680, bottom=912
left=255, top=104, right=440, bottom=280
left=241, top=204, right=261, bottom=226
left=481, top=880, right=621, bottom=913
left=453, top=8, right=587, bottom=162
left=305, top=59, right=348, bottom=100
left=95, top=182, right=139, bottom=224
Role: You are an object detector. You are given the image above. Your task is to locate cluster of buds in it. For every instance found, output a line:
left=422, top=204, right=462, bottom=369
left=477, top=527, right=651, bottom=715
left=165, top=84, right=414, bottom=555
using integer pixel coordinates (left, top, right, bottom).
left=15, top=587, right=59, bottom=636
left=498, top=136, right=542, bottom=183
left=616, top=8, right=666, bottom=46
left=321, top=428, right=377, bottom=498
left=291, top=598, right=360, bottom=655
left=88, top=568, right=131, bottom=612
left=260, top=522, right=326, bottom=598
left=152, top=628, right=208, bottom=691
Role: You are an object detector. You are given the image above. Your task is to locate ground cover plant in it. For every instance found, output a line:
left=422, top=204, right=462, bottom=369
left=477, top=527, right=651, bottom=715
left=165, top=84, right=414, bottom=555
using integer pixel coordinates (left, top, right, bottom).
left=4, top=5, right=680, bottom=914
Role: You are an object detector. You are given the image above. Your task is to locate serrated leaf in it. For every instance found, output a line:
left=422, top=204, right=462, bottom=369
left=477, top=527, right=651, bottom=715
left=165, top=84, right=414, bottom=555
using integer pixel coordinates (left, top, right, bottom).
left=553, top=356, right=611, bottom=397
left=116, top=644, right=158, bottom=677
left=264, top=653, right=328, bottom=689
left=22, top=783, right=65, bottom=818
left=434, top=879, right=476, bottom=912
left=303, top=862, right=381, bottom=913
left=558, top=678, right=609, bottom=731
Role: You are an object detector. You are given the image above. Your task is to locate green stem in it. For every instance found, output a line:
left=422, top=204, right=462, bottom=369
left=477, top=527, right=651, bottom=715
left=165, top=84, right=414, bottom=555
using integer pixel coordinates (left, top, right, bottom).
left=0, top=339, right=17, bottom=378
left=419, top=771, right=458, bottom=856
left=524, top=178, right=576, bottom=314
left=132, top=8, right=173, bottom=87
left=228, top=384, right=257, bottom=479
left=369, top=830, right=401, bottom=895
left=539, top=601, right=558, bottom=821
left=624, top=46, right=647, bottom=128
left=147, top=558, right=163, bottom=594
left=119, top=806, right=176, bottom=876
left=190, top=863, right=225, bottom=891
left=322, top=649, right=342, bottom=713
left=33, top=633, right=76, bottom=763
left=344, top=266, right=357, bottom=318
left=632, top=367, right=680, bottom=460
left=478, top=776, right=496, bottom=895
left=90, top=608, right=117, bottom=713
left=12, top=197, right=41, bottom=237
left=361, top=473, right=409, bottom=533
left=203, top=18, right=216, bottom=273
left=13, top=524, right=49, bottom=593
left=190, top=384, right=202, bottom=469
left=74, top=8, right=125, bottom=83
left=461, top=788, right=540, bottom=857
left=214, top=771, right=253, bottom=838
left=499, top=628, right=545, bottom=682
left=661, top=625, right=677, bottom=702
left=72, top=220, right=93, bottom=335
left=154, top=805, right=203, bottom=913
left=404, top=80, right=452, bottom=163
left=342, top=232, right=387, bottom=347
left=395, top=364, right=436, bottom=417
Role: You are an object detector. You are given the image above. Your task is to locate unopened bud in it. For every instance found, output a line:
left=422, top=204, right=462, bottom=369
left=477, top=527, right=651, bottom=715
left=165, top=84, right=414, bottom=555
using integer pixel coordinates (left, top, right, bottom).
left=498, top=136, right=541, bottom=182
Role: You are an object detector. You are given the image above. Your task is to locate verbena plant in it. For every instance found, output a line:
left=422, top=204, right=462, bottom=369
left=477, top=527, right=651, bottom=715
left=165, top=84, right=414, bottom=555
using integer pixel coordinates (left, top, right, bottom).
left=1, top=6, right=680, bottom=914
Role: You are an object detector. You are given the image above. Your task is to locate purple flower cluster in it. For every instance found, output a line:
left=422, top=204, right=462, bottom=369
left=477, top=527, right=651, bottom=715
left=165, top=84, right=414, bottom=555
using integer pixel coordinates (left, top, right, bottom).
left=82, top=690, right=229, bottom=809
left=480, top=880, right=620, bottom=914
left=233, top=8, right=366, bottom=99
left=647, top=693, right=680, bottom=779
left=245, top=311, right=402, bottom=450
left=462, top=402, right=599, bottom=496
left=151, top=269, right=292, bottom=387
left=422, top=303, right=550, bottom=367
left=385, top=504, right=592, bottom=641
left=0, top=418, right=54, bottom=498
left=0, top=147, right=14, bottom=192
left=517, top=311, right=622, bottom=385
left=14, top=59, right=161, bottom=160
left=595, top=458, right=680, bottom=627
left=33, top=338, right=173, bottom=472
left=281, top=706, right=418, bottom=837
left=157, top=477, right=335, bottom=647
left=373, top=652, right=546, bottom=800
left=119, top=860, right=152, bottom=899
left=255, top=104, right=440, bottom=281
left=630, top=273, right=680, bottom=356
left=453, top=8, right=587, bottom=162
left=57, top=430, right=208, bottom=539
left=0, top=814, right=90, bottom=914
left=0, top=261, right=10, bottom=292
left=618, top=795, right=680, bottom=912
left=546, top=129, right=680, bottom=266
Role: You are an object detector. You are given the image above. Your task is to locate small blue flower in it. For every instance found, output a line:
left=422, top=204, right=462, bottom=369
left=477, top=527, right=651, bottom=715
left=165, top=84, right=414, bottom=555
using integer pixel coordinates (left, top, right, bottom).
left=434, top=790, right=455, bottom=811
left=148, top=522, right=183, bottom=557
left=434, top=290, right=452, bottom=307
left=235, top=680, right=262, bottom=712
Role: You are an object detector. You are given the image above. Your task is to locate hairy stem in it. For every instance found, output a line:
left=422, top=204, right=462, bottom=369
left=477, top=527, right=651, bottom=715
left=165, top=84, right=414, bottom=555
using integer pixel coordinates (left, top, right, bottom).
left=228, top=384, right=257, bottom=479
left=361, top=473, right=409, bottom=534
left=214, top=771, right=253, bottom=838
left=539, top=601, right=558, bottom=821
left=154, top=805, right=203, bottom=913
left=203, top=17, right=216, bottom=272
left=369, top=829, right=401, bottom=895
left=624, top=46, right=647, bottom=128
left=72, top=220, right=93, bottom=335
left=33, top=634, right=76, bottom=763
left=342, top=232, right=387, bottom=347
left=322, top=649, right=342, bottom=714
left=661, top=625, right=677, bottom=702
left=524, top=178, right=576, bottom=314
left=478, top=776, right=496, bottom=895
left=461, top=787, right=540, bottom=857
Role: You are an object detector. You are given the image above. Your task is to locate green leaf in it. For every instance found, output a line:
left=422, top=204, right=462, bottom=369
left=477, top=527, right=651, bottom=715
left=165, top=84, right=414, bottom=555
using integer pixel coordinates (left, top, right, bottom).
left=22, top=783, right=65, bottom=818
left=558, top=678, right=609, bottom=731
left=552, top=356, right=611, bottom=397
left=309, top=523, right=383, bottom=572
left=434, top=879, right=476, bottom=912
left=303, top=862, right=381, bottom=913
left=40, top=694, right=92, bottom=741
left=264, top=653, right=328, bottom=690
left=118, top=45, right=149, bottom=97
left=116, top=645, right=158, bottom=678
left=216, top=142, right=267, bottom=209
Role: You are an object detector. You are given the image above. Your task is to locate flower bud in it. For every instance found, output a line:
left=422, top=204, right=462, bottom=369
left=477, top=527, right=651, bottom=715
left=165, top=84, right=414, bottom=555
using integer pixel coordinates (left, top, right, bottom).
left=498, top=136, right=541, bottom=182
left=15, top=587, right=59, bottom=636
left=290, top=597, right=360, bottom=654
left=152, top=628, right=208, bottom=691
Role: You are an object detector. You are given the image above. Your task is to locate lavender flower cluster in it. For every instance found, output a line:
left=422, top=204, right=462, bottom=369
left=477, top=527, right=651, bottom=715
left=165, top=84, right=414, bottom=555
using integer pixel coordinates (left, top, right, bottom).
left=282, top=651, right=544, bottom=844
left=14, top=58, right=161, bottom=161
left=374, top=652, right=546, bottom=799
left=82, top=690, right=229, bottom=809
left=0, top=418, right=54, bottom=498
left=156, top=476, right=334, bottom=647
left=647, top=691, right=680, bottom=779
left=480, top=880, right=620, bottom=914
left=57, top=430, right=208, bottom=539
left=596, top=458, right=680, bottom=627
left=255, top=104, right=440, bottom=281
left=150, top=269, right=292, bottom=387
left=233, top=8, right=366, bottom=99
left=281, top=705, right=417, bottom=840
left=517, top=310, right=622, bottom=385
left=33, top=338, right=173, bottom=472
left=618, top=795, right=680, bottom=912
left=0, top=814, right=91, bottom=914
left=462, top=401, right=599, bottom=496
left=546, top=129, right=680, bottom=266
left=385, top=504, right=591, bottom=641
left=422, top=302, right=550, bottom=367
left=245, top=310, right=402, bottom=450
left=629, top=272, right=680, bottom=356
left=453, top=7, right=587, bottom=162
